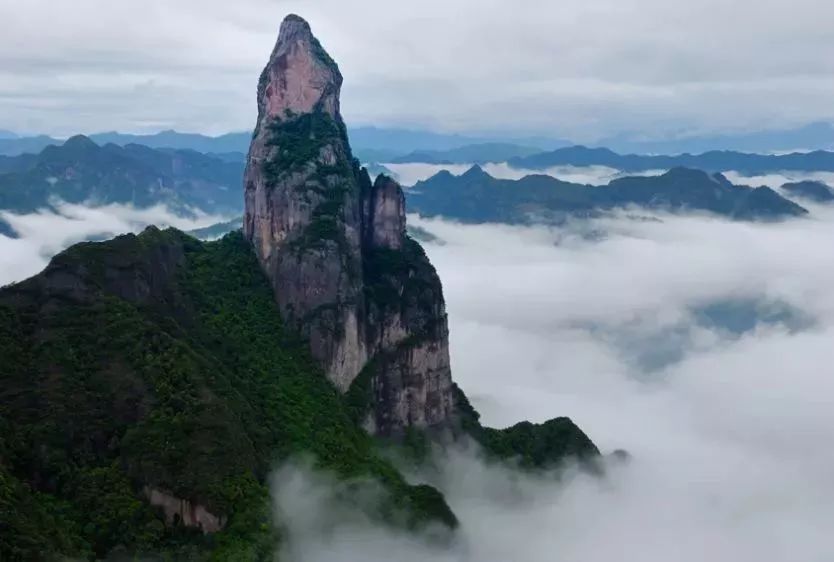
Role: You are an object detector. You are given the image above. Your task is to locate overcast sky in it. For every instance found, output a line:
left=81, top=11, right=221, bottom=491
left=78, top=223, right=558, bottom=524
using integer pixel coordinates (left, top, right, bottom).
left=2, top=0, right=834, bottom=141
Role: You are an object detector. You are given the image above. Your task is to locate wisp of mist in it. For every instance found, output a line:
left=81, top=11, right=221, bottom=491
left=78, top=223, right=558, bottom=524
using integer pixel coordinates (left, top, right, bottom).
left=0, top=201, right=227, bottom=286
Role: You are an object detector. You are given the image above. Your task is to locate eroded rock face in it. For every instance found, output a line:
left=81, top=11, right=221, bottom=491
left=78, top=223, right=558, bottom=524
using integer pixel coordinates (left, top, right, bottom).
left=144, top=487, right=226, bottom=534
left=366, top=175, right=406, bottom=250
left=243, top=14, right=456, bottom=434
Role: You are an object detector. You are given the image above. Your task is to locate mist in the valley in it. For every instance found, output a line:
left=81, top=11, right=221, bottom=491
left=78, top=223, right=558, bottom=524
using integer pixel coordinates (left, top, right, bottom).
left=0, top=201, right=228, bottom=286
left=272, top=206, right=834, bottom=561
left=2, top=191, right=833, bottom=561
left=380, top=161, right=825, bottom=190
left=724, top=170, right=834, bottom=190
left=382, top=162, right=665, bottom=187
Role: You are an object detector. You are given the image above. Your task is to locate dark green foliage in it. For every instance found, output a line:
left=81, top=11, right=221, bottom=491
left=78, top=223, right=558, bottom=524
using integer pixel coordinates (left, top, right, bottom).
left=288, top=182, right=351, bottom=253
left=0, top=453, right=92, bottom=560
left=363, top=238, right=442, bottom=337
left=262, top=111, right=344, bottom=184
left=261, top=111, right=358, bottom=257
left=0, top=228, right=456, bottom=560
left=453, top=384, right=599, bottom=470
left=344, top=360, right=376, bottom=426
left=309, top=35, right=339, bottom=75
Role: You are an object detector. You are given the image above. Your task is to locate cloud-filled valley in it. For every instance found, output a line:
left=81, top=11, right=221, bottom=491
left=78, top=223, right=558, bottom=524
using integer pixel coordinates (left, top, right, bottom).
left=2, top=180, right=833, bottom=561
left=382, top=161, right=834, bottom=192
left=0, top=202, right=227, bottom=286
left=263, top=207, right=834, bottom=561
left=5, top=3, right=834, bottom=559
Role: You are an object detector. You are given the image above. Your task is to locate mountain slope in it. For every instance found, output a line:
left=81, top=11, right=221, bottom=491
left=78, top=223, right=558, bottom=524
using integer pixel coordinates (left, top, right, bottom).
left=511, top=144, right=834, bottom=174
left=0, top=14, right=600, bottom=561
left=407, top=166, right=807, bottom=223
left=0, top=228, right=458, bottom=559
left=780, top=180, right=834, bottom=203
left=0, top=136, right=244, bottom=215
left=0, top=224, right=598, bottom=560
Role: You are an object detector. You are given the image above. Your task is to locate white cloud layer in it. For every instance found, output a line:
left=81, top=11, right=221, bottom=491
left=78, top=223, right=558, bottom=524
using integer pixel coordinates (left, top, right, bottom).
left=271, top=207, right=834, bottom=561
left=3, top=0, right=834, bottom=139
left=0, top=202, right=226, bottom=286
left=2, top=201, right=834, bottom=560
left=385, top=162, right=665, bottom=186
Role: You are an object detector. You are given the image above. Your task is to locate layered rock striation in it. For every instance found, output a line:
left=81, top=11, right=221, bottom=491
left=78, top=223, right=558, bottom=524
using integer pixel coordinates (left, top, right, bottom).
left=243, top=15, right=455, bottom=435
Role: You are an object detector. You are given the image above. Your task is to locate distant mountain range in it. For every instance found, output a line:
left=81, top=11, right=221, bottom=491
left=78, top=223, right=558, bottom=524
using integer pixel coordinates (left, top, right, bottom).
left=389, top=143, right=542, bottom=164
left=598, top=122, right=834, bottom=154
left=1, top=135, right=827, bottom=237
left=0, top=131, right=253, bottom=158
left=4, top=121, right=834, bottom=160
left=407, top=166, right=809, bottom=223
left=781, top=180, right=834, bottom=203
left=509, top=145, right=834, bottom=174
left=0, top=135, right=244, bottom=216
left=0, top=128, right=569, bottom=160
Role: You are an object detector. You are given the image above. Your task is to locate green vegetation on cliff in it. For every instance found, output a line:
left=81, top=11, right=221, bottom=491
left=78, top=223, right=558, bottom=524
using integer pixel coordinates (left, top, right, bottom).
left=262, top=111, right=347, bottom=183
left=453, top=385, right=600, bottom=469
left=0, top=228, right=455, bottom=561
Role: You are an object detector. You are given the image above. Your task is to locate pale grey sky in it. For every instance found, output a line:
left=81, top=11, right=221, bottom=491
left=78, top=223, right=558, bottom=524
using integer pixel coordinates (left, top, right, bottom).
left=2, top=0, right=833, bottom=140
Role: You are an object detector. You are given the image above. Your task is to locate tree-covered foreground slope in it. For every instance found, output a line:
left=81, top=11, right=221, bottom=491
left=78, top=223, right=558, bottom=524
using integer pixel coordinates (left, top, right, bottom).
left=0, top=227, right=597, bottom=560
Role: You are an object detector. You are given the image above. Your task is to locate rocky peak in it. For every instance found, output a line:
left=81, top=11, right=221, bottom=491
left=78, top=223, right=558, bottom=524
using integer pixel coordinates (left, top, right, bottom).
left=461, top=164, right=491, bottom=181
left=256, top=14, right=342, bottom=126
left=62, top=134, right=98, bottom=151
left=244, top=15, right=456, bottom=435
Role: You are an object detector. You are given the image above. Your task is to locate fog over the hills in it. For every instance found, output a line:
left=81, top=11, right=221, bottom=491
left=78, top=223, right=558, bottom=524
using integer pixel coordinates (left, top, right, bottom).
left=270, top=207, right=834, bottom=561
left=0, top=202, right=226, bottom=286
left=384, top=162, right=667, bottom=186
left=2, top=200, right=833, bottom=560
left=383, top=162, right=834, bottom=189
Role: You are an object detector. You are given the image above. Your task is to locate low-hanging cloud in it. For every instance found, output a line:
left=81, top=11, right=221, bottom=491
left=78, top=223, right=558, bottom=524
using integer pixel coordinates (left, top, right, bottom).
left=383, top=162, right=665, bottom=186
left=272, top=206, right=834, bottom=561
left=0, top=201, right=227, bottom=286
left=2, top=199, right=833, bottom=560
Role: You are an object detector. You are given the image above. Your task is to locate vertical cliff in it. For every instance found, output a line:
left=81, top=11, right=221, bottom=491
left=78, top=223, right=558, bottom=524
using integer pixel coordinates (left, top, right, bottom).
left=244, top=14, right=455, bottom=435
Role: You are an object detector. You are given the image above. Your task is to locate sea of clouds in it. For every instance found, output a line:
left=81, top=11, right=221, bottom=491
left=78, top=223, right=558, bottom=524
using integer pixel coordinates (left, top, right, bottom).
left=272, top=203, right=834, bottom=561
left=1, top=184, right=833, bottom=561
left=381, top=161, right=834, bottom=192
left=0, top=201, right=227, bottom=286
left=381, top=162, right=665, bottom=186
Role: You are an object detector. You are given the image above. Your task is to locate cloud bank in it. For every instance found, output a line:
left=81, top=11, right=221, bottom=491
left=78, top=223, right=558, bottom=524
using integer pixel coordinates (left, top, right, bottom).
left=0, top=201, right=226, bottom=286
left=384, top=162, right=664, bottom=187
left=2, top=201, right=833, bottom=560
left=271, top=208, right=834, bottom=561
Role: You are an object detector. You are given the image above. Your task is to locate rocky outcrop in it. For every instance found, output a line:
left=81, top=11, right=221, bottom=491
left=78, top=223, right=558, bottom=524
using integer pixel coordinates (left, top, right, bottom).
left=365, top=174, right=406, bottom=250
left=144, top=487, right=227, bottom=534
left=243, top=14, right=456, bottom=435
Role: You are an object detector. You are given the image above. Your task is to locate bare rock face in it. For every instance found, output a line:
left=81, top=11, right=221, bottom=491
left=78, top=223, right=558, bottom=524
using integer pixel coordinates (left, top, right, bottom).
left=244, top=14, right=456, bottom=435
left=365, top=175, right=406, bottom=250
left=144, top=487, right=227, bottom=534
